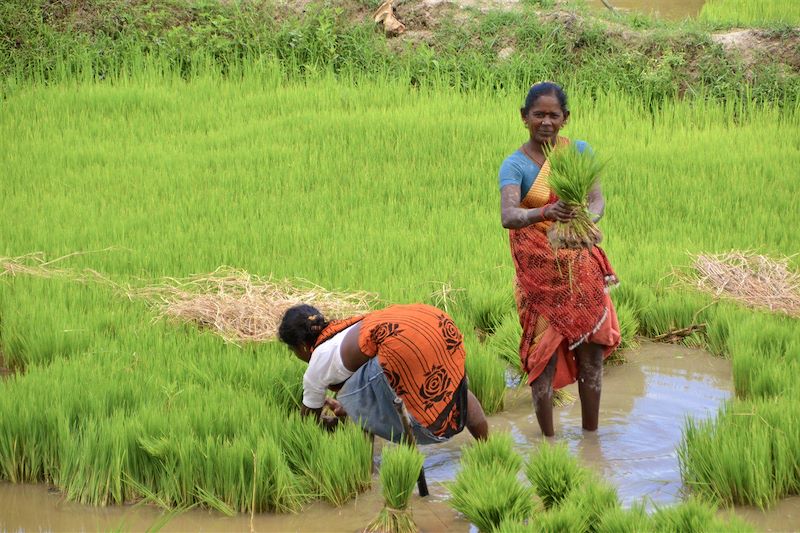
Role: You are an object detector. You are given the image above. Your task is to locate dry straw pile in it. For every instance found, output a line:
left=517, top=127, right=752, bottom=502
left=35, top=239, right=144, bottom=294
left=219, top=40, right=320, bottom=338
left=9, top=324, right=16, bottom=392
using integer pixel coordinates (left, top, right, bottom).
left=690, top=251, right=800, bottom=317
left=132, top=267, right=378, bottom=343
left=1, top=250, right=116, bottom=285
left=1, top=252, right=378, bottom=343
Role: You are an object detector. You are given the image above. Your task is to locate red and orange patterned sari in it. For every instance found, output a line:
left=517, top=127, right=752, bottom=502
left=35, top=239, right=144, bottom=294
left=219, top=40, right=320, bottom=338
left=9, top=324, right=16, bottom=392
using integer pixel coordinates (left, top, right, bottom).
left=313, top=304, right=467, bottom=438
left=509, top=137, right=620, bottom=389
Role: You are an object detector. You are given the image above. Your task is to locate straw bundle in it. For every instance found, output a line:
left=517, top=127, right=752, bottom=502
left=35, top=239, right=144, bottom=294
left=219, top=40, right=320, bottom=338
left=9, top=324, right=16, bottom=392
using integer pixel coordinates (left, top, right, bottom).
left=690, top=251, right=800, bottom=317
left=0, top=250, right=119, bottom=286
left=132, top=267, right=379, bottom=343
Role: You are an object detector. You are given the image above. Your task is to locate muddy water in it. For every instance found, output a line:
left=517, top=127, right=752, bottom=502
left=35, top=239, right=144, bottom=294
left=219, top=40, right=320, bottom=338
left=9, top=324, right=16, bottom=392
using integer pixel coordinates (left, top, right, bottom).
left=587, top=0, right=706, bottom=19
left=0, top=342, right=796, bottom=531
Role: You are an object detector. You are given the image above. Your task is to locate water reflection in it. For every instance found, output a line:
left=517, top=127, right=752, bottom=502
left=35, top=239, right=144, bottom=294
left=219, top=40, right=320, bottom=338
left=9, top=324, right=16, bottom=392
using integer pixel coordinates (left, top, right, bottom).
left=423, top=341, right=732, bottom=509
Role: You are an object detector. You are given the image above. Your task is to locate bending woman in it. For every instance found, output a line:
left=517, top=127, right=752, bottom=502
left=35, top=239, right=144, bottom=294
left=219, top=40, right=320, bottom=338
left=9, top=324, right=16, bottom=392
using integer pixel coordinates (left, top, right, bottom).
left=498, top=82, right=620, bottom=437
left=278, top=303, right=488, bottom=444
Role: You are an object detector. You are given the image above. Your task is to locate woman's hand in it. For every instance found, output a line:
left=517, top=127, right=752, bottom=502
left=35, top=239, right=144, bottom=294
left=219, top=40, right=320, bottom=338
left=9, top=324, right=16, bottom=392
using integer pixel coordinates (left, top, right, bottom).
left=324, top=397, right=348, bottom=418
left=320, top=415, right=340, bottom=431
left=545, top=200, right=577, bottom=222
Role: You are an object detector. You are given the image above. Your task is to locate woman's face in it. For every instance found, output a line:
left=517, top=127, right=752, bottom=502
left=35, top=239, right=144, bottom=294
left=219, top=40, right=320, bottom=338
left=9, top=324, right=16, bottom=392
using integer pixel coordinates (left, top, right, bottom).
left=522, top=94, right=568, bottom=146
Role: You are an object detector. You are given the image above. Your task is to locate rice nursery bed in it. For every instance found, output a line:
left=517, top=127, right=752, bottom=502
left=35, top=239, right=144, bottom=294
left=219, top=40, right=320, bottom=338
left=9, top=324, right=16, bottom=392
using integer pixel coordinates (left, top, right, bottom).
left=699, top=0, right=800, bottom=26
left=1, top=61, right=800, bottom=523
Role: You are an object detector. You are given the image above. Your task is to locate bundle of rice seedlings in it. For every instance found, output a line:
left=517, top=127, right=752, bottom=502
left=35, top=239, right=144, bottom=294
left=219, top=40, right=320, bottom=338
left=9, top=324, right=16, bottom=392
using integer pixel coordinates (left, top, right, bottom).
left=460, top=432, right=522, bottom=475
left=449, top=464, right=535, bottom=532
left=486, top=314, right=525, bottom=379
left=596, top=502, right=652, bottom=533
left=545, top=144, right=606, bottom=250
left=365, top=443, right=424, bottom=533
left=652, top=498, right=753, bottom=533
left=525, top=441, right=586, bottom=510
left=562, top=476, right=619, bottom=532
left=464, top=340, right=506, bottom=415
left=494, top=518, right=537, bottom=532
left=530, top=498, right=589, bottom=533
left=552, top=389, right=577, bottom=407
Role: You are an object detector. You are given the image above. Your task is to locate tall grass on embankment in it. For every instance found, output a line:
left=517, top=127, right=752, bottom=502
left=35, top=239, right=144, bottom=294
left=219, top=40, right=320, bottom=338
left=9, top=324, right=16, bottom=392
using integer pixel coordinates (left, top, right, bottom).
left=700, top=0, right=800, bottom=27
left=1, top=0, right=798, bottom=108
left=1, top=66, right=799, bottom=511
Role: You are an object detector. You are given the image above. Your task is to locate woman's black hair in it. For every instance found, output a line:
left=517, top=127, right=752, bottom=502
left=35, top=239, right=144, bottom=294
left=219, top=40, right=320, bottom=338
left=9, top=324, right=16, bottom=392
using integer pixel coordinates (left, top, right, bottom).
left=521, top=82, right=569, bottom=116
left=278, top=304, right=329, bottom=348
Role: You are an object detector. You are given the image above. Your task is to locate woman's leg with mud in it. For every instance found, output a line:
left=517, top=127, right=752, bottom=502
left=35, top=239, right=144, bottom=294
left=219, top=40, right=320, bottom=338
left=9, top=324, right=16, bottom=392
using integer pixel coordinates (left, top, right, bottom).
left=575, top=342, right=604, bottom=431
left=530, top=353, right=558, bottom=437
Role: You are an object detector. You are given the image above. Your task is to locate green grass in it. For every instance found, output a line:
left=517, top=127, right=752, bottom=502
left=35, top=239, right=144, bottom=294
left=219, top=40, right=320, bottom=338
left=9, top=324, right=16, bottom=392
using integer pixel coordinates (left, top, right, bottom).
left=460, top=431, right=523, bottom=475
left=449, top=464, right=535, bottom=532
left=526, top=442, right=587, bottom=510
left=699, top=0, right=800, bottom=27
left=0, top=61, right=799, bottom=512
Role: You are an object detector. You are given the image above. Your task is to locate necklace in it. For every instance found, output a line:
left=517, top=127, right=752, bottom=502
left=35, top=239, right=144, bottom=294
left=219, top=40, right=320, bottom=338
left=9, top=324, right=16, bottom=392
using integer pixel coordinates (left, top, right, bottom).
left=521, top=143, right=545, bottom=167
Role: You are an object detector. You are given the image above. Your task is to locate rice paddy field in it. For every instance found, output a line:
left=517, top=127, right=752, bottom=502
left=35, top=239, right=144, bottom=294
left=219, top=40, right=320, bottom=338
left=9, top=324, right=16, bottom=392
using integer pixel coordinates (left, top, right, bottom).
left=699, top=0, right=800, bottom=26
left=1, top=9, right=800, bottom=528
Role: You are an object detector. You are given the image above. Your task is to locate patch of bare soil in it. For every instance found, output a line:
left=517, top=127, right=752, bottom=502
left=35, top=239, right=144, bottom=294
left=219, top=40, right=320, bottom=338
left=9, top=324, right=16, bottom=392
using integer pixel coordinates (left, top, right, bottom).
left=378, top=0, right=799, bottom=74
left=712, top=29, right=800, bottom=71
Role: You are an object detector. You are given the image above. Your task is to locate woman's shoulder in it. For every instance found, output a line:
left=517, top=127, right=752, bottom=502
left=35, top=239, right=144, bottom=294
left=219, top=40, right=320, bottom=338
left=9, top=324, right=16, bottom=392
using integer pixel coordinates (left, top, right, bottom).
left=572, top=139, right=592, bottom=154
left=501, top=149, right=527, bottom=165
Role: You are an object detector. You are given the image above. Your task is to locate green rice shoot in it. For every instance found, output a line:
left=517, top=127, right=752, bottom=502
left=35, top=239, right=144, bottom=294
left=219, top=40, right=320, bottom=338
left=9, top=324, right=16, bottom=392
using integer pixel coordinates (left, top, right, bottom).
left=545, top=143, right=606, bottom=250
left=460, top=432, right=522, bottom=475
left=365, top=443, right=424, bottom=533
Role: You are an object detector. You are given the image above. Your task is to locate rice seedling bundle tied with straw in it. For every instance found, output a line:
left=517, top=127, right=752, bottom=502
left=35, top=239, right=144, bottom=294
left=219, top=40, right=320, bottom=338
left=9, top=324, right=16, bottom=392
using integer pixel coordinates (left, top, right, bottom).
left=546, top=143, right=606, bottom=250
left=365, top=443, right=424, bottom=533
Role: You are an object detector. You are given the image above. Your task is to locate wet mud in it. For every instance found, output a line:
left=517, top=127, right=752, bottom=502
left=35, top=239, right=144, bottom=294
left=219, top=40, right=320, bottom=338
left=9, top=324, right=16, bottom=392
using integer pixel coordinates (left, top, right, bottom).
left=1, top=341, right=798, bottom=531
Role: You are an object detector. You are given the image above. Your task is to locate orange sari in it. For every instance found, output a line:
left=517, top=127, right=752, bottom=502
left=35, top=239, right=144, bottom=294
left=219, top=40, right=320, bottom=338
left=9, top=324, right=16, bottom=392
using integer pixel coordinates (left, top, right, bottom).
left=313, top=304, right=467, bottom=438
left=508, top=137, right=620, bottom=389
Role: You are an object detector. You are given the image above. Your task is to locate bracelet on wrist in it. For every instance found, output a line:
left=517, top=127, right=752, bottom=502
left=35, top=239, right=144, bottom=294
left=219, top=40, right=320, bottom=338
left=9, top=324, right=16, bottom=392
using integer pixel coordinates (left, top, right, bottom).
left=541, top=205, right=549, bottom=221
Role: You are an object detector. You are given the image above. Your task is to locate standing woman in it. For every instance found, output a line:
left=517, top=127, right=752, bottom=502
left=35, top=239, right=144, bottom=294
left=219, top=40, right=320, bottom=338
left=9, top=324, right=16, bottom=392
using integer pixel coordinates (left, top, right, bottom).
left=499, top=82, right=620, bottom=437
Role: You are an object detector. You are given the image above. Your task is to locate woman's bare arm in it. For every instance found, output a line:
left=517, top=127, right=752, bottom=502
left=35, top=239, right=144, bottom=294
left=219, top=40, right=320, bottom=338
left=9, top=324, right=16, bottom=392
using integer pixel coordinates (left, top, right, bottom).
left=339, top=322, right=370, bottom=372
left=587, top=183, right=605, bottom=223
left=500, top=184, right=548, bottom=229
left=465, top=390, right=489, bottom=440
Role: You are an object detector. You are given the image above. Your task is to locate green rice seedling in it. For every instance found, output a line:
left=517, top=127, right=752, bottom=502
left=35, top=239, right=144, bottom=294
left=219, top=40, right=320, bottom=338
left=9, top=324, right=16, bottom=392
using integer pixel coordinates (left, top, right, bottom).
left=465, top=339, right=507, bottom=415
left=679, top=397, right=800, bottom=508
left=365, top=443, right=424, bottom=533
left=1, top=65, right=800, bottom=517
left=494, top=518, right=537, bottom=533
left=486, top=314, right=525, bottom=379
left=596, top=502, right=652, bottom=533
left=467, top=288, right=516, bottom=335
left=552, top=389, right=577, bottom=408
left=529, top=498, right=589, bottom=533
left=545, top=143, right=606, bottom=250
left=699, top=0, right=800, bottom=26
left=460, top=432, right=522, bottom=475
left=652, top=497, right=753, bottom=532
left=525, top=441, right=586, bottom=510
left=311, top=422, right=372, bottom=506
left=449, top=464, right=535, bottom=532
left=561, top=476, right=619, bottom=532
left=637, top=291, right=716, bottom=340
left=614, top=301, right=639, bottom=354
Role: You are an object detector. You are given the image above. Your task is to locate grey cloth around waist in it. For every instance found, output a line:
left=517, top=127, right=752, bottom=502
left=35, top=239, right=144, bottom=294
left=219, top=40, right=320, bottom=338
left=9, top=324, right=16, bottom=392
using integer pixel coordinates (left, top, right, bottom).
left=336, top=357, right=448, bottom=445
